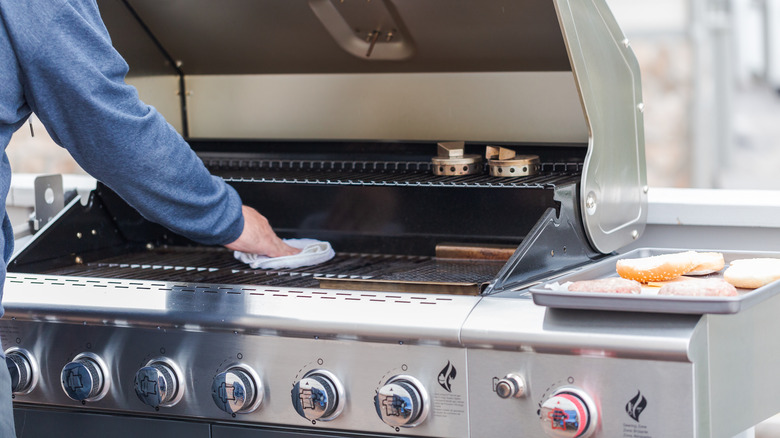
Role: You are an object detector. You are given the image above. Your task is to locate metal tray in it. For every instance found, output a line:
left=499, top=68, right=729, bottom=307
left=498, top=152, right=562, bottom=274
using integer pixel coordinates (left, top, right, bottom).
left=529, top=248, right=780, bottom=314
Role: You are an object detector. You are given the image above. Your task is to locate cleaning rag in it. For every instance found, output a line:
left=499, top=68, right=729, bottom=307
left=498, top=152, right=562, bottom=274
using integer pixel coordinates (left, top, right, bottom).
left=234, top=238, right=335, bottom=270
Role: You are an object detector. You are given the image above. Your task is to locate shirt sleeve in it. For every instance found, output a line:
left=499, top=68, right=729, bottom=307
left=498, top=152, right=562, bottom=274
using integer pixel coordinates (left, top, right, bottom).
left=10, top=0, right=244, bottom=246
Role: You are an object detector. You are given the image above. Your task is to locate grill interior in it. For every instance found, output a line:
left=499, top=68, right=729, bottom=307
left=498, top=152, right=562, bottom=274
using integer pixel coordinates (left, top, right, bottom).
left=37, top=247, right=505, bottom=294
left=11, top=140, right=594, bottom=295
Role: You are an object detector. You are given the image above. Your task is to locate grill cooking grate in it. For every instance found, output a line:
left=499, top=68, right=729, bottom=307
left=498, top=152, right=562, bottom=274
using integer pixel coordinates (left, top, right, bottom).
left=205, top=159, right=582, bottom=188
left=40, top=247, right=504, bottom=291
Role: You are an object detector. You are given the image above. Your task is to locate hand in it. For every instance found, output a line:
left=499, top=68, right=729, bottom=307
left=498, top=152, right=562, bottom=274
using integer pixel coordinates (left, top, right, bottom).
left=225, top=205, right=300, bottom=257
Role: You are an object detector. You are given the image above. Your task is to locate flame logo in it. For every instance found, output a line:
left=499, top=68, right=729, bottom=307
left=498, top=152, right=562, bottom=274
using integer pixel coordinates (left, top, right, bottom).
left=437, top=361, right=457, bottom=392
left=626, top=390, right=648, bottom=422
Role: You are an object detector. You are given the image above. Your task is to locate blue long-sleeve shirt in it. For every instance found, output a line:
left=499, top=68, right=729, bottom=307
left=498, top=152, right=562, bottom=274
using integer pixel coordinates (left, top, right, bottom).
left=0, top=0, right=245, bottom=309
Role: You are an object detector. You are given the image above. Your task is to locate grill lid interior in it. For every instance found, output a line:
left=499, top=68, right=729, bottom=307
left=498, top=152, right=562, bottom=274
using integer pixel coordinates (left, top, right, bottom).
left=95, top=0, right=647, bottom=256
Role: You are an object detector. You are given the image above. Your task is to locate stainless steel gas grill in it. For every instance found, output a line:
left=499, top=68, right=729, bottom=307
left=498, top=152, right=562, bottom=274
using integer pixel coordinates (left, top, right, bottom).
left=5, top=1, right=780, bottom=438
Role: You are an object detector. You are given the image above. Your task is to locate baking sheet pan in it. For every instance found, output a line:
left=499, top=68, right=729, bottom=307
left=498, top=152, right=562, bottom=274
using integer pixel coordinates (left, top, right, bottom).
left=529, top=248, right=780, bottom=314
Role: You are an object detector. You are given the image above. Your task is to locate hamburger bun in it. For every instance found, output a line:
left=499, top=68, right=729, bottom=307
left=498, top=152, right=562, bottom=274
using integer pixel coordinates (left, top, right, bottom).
left=723, top=258, right=780, bottom=289
left=687, top=252, right=726, bottom=276
left=616, top=251, right=699, bottom=283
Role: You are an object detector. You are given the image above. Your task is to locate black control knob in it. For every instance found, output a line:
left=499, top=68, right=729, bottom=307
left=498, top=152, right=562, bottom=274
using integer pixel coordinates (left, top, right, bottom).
left=212, top=367, right=262, bottom=414
left=134, top=359, right=182, bottom=408
left=374, top=375, right=429, bottom=428
left=5, top=348, right=36, bottom=394
left=61, top=353, right=108, bottom=402
left=291, top=369, right=345, bottom=421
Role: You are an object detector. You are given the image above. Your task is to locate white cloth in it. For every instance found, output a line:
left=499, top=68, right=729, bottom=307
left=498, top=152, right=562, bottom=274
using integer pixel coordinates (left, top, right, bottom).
left=234, top=238, right=335, bottom=270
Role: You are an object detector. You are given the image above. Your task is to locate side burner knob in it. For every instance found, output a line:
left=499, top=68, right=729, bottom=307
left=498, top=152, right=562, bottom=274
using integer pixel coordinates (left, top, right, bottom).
left=539, top=387, right=599, bottom=438
left=212, top=366, right=263, bottom=414
left=5, top=348, right=37, bottom=394
left=495, top=373, right=526, bottom=399
left=374, top=375, right=429, bottom=428
left=61, top=353, right=109, bottom=402
left=291, top=369, right=345, bottom=421
left=134, top=359, right=183, bottom=408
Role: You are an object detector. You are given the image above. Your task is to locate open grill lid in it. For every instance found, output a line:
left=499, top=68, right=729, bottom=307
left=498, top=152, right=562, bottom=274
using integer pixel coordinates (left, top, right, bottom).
left=98, top=0, right=646, bottom=254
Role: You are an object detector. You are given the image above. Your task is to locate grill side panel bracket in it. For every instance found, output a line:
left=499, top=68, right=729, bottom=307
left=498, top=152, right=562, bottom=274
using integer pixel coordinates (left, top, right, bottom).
left=485, top=183, right=603, bottom=294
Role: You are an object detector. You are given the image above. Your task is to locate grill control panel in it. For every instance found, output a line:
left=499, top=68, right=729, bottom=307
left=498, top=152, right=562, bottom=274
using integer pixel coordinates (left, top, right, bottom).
left=4, top=320, right=467, bottom=437
left=467, top=348, right=696, bottom=437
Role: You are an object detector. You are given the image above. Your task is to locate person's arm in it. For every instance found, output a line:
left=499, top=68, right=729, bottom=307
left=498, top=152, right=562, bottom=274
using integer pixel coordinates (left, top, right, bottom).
left=5, top=0, right=295, bottom=255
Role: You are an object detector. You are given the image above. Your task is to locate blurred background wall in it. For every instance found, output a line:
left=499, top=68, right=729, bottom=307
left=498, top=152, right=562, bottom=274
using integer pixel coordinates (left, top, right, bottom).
left=5, top=0, right=780, bottom=189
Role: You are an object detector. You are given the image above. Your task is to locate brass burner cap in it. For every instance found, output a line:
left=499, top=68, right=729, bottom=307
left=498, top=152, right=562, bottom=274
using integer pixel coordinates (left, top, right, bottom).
left=432, top=155, right=483, bottom=176
left=488, top=155, right=540, bottom=177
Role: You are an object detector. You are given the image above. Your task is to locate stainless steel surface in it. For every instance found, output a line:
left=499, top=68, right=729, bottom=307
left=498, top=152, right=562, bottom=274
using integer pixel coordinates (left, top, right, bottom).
left=554, top=0, right=648, bottom=253
left=5, top=267, right=780, bottom=436
left=2, top=275, right=472, bottom=437
left=185, top=72, right=588, bottom=143
left=308, top=0, right=414, bottom=61
left=31, top=175, right=63, bottom=232
left=2, top=274, right=477, bottom=343
left=111, top=0, right=570, bottom=75
left=529, top=248, right=780, bottom=314
left=461, top=295, right=780, bottom=437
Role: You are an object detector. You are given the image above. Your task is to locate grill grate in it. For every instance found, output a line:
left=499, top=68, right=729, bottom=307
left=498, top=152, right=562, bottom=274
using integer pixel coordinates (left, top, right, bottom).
left=205, top=159, right=582, bottom=188
left=40, top=247, right=504, bottom=291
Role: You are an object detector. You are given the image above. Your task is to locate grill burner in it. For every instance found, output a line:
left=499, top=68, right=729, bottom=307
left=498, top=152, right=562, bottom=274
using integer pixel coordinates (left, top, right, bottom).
left=39, top=247, right=504, bottom=294
left=431, top=141, right=483, bottom=176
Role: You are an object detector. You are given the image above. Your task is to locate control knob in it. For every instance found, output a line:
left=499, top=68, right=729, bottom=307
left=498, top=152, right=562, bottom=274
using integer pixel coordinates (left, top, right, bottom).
left=212, top=366, right=263, bottom=414
left=495, top=373, right=526, bottom=399
left=61, top=353, right=109, bottom=402
left=539, top=387, right=599, bottom=438
left=134, top=358, right=183, bottom=408
left=374, top=375, right=429, bottom=428
left=5, top=348, right=38, bottom=395
left=291, top=369, right=345, bottom=421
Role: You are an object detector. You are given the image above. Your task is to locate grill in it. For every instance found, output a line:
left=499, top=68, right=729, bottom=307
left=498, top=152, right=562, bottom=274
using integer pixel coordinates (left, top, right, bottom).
left=6, top=1, right=779, bottom=438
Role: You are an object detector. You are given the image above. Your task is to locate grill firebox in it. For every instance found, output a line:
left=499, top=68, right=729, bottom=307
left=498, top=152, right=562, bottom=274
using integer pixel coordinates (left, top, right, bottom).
left=11, top=146, right=589, bottom=294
